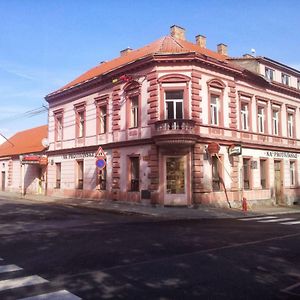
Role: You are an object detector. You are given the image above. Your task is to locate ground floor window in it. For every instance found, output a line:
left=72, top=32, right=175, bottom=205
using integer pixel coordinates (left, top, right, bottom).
left=243, top=158, right=251, bottom=190
left=77, top=160, right=84, bottom=189
left=129, top=157, right=139, bottom=191
left=212, top=155, right=221, bottom=191
left=56, top=163, right=61, bottom=189
left=166, top=157, right=185, bottom=194
left=290, top=161, right=296, bottom=186
left=260, top=159, right=267, bottom=189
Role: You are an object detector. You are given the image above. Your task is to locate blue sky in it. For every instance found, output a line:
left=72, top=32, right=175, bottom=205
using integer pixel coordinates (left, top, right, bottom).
left=0, top=0, right=299, bottom=142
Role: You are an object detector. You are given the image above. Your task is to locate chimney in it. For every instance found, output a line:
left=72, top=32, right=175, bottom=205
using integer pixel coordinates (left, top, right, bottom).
left=217, top=43, right=228, bottom=56
left=120, top=47, right=132, bottom=56
left=195, top=35, right=206, bottom=48
left=170, top=25, right=186, bottom=40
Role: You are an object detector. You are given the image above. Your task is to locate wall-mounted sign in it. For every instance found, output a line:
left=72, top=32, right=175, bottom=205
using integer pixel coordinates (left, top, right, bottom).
left=62, top=152, right=95, bottom=159
left=21, top=155, right=48, bottom=165
left=207, top=142, right=220, bottom=155
left=228, top=144, right=242, bottom=156
left=265, top=151, right=297, bottom=158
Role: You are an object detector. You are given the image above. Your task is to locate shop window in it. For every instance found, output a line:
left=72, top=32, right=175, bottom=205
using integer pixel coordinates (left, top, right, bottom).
left=129, top=157, right=139, bottom=191
left=272, top=109, right=280, bottom=136
left=55, top=163, right=61, bottom=189
left=77, top=160, right=84, bottom=189
left=165, top=90, right=183, bottom=120
left=97, top=165, right=107, bottom=190
left=243, top=158, right=251, bottom=190
left=166, top=157, right=185, bottom=194
left=257, top=106, right=265, bottom=134
left=265, top=67, right=274, bottom=81
left=260, top=159, right=267, bottom=188
left=287, top=112, right=294, bottom=138
left=212, top=155, right=221, bottom=191
left=290, top=161, right=296, bottom=186
left=130, top=96, right=139, bottom=128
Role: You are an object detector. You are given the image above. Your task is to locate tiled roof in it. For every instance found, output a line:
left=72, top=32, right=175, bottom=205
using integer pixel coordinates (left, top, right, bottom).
left=0, top=125, right=48, bottom=158
left=48, top=36, right=228, bottom=96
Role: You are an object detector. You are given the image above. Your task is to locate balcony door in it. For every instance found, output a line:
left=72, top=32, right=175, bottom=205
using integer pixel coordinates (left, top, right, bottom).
left=165, top=91, right=183, bottom=120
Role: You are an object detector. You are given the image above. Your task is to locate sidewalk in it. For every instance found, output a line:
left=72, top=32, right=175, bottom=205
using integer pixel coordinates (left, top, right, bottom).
left=0, top=191, right=300, bottom=220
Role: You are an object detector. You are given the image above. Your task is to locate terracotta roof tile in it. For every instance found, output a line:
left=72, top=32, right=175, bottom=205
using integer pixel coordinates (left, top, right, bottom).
left=48, top=36, right=228, bottom=96
left=0, top=125, right=48, bottom=157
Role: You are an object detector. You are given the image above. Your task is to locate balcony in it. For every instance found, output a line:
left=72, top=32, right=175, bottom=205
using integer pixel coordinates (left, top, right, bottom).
left=152, top=119, right=197, bottom=147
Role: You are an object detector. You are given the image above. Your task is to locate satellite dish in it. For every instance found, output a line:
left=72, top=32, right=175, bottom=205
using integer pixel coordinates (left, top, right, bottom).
left=41, top=138, right=49, bottom=148
left=251, top=48, right=256, bottom=55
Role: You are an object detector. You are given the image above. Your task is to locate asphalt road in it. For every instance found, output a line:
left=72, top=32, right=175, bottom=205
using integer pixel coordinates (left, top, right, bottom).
left=0, top=197, right=299, bottom=300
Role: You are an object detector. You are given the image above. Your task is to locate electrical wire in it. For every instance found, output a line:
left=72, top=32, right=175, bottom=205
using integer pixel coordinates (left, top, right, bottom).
left=0, top=105, right=48, bottom=125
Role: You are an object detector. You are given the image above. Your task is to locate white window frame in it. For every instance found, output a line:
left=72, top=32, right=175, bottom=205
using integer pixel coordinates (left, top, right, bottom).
left=272, top=110, right=279, bottom=136
left=130, top=96, right=139, bottom=128
left=265, top=67, right=274, bottom=81
left=99, top=106, right=107, bottom=134
left=210, top=95, right=219, bottom=126
left=287, top=113, right=294, bottom=138
left=78, top=111, right=85, bottom=138
left=241, top=103, right=249, bottom=130
left=281, top=73, right=290, bottom=85
left=257, top=106, right=265, bottom=133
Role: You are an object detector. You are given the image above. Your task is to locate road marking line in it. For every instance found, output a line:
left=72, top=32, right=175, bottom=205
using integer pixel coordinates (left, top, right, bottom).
left=19, top=290, right=82, bottom=300
left=280, top=220, right=300, bottom=225
left=0, top=264, right=23, bottom=273
left=238, top=216, right=277, bottom=221
left=258, top=218, right=295, bottom=223
left=0, top=258, right=3, bottom=261
left=0, top=275, right=48, bottom=291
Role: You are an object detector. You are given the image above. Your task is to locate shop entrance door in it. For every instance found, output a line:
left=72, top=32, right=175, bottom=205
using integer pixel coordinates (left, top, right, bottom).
left=1, top=171, right=5, bottom=191
left=274, top=160, right=282, bottom=205
left=164, top=156, right=187, bottom=206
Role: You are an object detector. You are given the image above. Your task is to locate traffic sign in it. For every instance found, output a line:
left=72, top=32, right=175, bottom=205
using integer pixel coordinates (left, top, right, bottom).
left=96, top=157, right=106, bottom=170
left=96, top=146, right=106, bottom=158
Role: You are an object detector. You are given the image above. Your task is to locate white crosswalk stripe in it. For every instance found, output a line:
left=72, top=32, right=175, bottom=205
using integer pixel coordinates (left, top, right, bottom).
left=258, top=218, right=295, bottom=223
left=0, top=275, right=48, bottom=292
left=19, top=289, right=82, bottom=300
left=280, top=220, right=300, bottom=225
left=0, top=257, right=81, bottom=299
left=0, top=264, right=23, bottom=273
left=238, top=215, right=300, bottom=226
left=238, top=216, right=278, bottom=221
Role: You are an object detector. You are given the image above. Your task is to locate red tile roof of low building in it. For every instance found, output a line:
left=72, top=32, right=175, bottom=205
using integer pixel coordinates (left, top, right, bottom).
left=0, top=125, right=48, bottom=157
left=48, top=36, right=229, bottom=96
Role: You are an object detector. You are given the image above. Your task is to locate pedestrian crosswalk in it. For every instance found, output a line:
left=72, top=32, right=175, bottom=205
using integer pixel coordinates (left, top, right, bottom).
left=0, top=258, right=81, bottom=299
left=238, top=215, right=300, bottom=226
